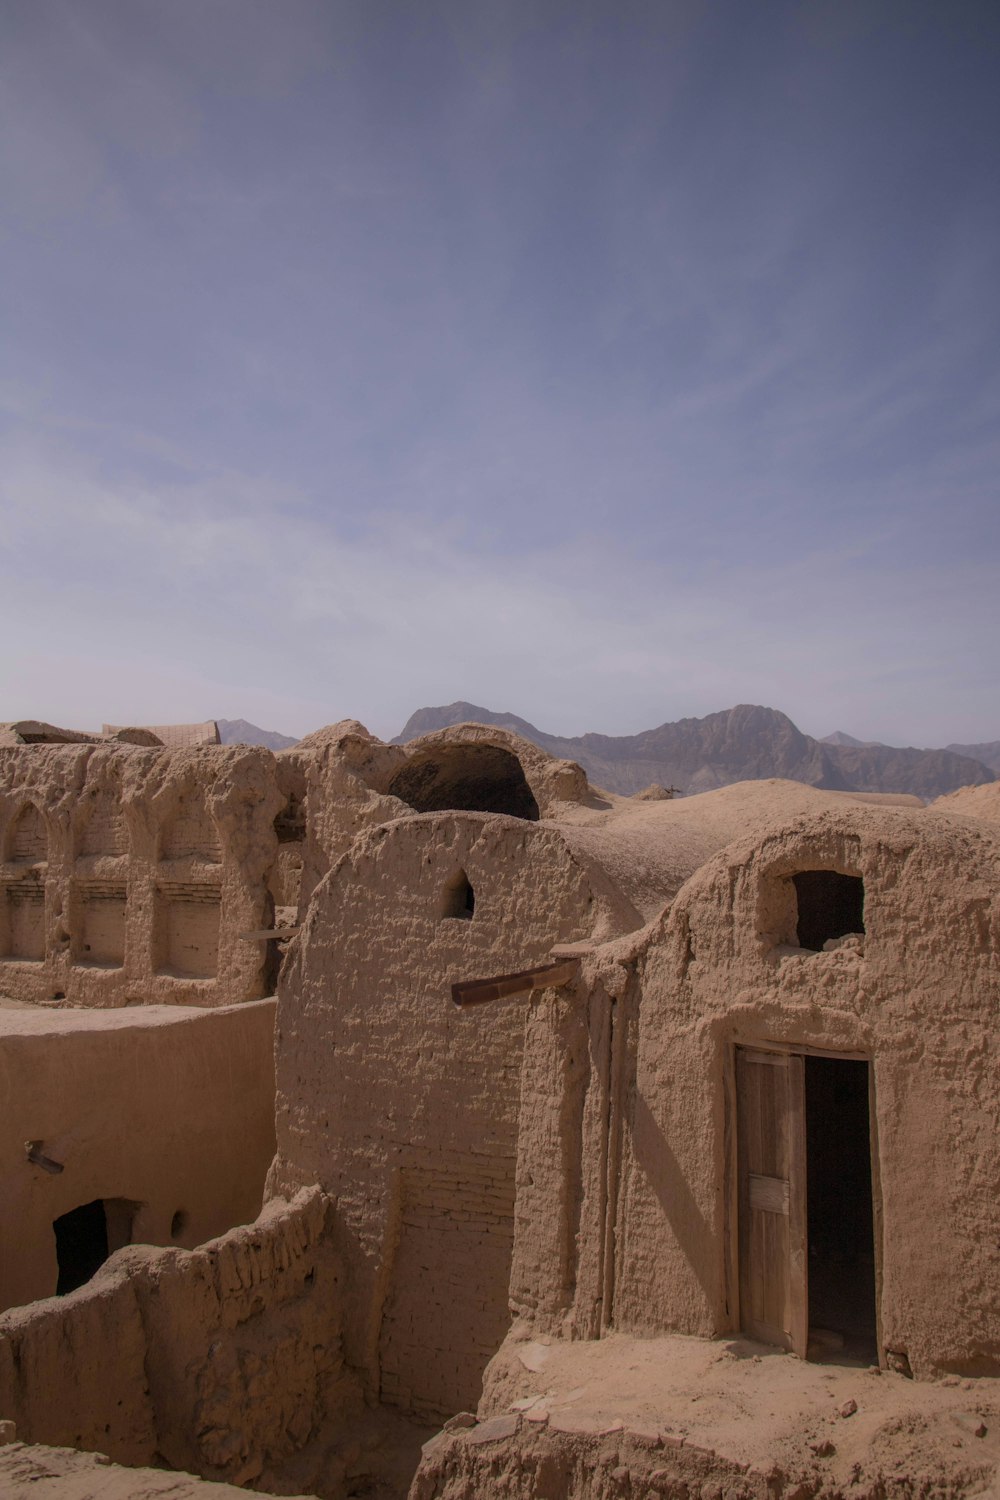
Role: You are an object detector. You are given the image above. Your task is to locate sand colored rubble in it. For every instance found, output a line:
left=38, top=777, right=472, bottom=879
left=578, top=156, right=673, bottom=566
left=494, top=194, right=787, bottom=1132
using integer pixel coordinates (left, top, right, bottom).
left=0, top=717, right=998, bottom=1498
left=0, top=1444, right=314, bottom=1500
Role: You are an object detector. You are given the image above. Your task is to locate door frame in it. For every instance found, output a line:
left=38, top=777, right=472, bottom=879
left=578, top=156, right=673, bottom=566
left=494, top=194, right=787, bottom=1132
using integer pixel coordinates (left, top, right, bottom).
left=723, top=1038, right=884, bottom=1362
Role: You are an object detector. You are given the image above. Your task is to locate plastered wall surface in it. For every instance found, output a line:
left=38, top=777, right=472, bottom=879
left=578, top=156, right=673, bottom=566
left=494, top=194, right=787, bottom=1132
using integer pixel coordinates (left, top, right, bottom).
left=269, top=810, right=631, bottom=1420
left=608, top=807, right=1000, bottom=1377
left=0, top=999, right=277, bottom=1311
left=0, top=1189, right=351, bottom=1493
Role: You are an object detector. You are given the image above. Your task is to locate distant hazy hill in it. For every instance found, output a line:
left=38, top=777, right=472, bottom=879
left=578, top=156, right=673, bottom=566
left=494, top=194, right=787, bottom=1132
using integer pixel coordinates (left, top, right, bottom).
left=820, top=730, right=884, bottom=749
left=395, top=702, right=995, bottom=800
left=217, top=718, right=299, bottom=751
left=946, top=740, right=1000, bottom=775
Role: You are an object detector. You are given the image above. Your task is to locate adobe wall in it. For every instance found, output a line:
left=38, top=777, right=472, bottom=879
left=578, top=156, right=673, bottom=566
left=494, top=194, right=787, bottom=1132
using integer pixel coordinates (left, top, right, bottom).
left=269, top=810, right=640, bottom=1422
left=0, top=1189, right=353, bottom=1494
left=0, top=999, right=277, bottom=1312
left=607, top=807, right=1000, bottom=1377
left=286, top=723, right=410, bottom=916
left=0, top=744, right=285, bottom=1007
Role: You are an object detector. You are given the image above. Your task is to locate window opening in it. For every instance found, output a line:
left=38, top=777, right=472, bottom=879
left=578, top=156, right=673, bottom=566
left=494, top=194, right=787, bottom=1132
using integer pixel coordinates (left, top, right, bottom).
left=793, top=871, right=864, bottom=951
left=441, top=869, right=475, bottom=920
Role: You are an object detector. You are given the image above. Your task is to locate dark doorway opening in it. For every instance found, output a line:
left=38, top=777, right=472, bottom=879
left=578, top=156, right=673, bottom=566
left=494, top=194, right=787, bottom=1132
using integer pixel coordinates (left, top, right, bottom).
left=805, top=1057, right=877, bottom=1362
left=54, top=1197, right=137, bottom=1294
left=793, top=871, right=864, bottom=951
left=54, top=1200, right=109, bottom=1294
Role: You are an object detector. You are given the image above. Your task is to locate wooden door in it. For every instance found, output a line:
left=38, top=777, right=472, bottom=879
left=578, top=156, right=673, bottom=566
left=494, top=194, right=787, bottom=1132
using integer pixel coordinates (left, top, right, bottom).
left=736, top=1047, right=808, bottom=1355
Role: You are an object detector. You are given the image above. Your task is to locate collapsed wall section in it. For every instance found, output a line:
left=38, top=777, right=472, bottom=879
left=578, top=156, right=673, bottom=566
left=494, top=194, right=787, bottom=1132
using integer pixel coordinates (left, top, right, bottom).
left=388, top=723, right=595, bottom=821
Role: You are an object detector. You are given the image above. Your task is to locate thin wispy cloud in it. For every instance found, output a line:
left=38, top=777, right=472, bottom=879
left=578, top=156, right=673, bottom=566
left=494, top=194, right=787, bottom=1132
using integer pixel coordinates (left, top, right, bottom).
left=2, top=431, right=995, bottom=745
left=1, top=1, right=997, bottom=745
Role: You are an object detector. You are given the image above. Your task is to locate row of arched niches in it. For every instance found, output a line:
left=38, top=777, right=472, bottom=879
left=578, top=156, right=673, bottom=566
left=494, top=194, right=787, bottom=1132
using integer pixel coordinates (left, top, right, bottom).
left=0, top=789, right=225, bottom=976
left=1, top=788, right=223, bottom=864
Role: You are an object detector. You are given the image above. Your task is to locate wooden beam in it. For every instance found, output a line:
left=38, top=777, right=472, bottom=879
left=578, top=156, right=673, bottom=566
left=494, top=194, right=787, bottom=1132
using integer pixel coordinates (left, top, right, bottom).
left=451, top=958, right=580, bottom=1009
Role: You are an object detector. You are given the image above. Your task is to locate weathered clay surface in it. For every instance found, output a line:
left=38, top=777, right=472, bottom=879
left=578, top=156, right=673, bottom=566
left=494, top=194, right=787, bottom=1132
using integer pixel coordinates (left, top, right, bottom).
left=411, top=1331, right=1000, bottom=1497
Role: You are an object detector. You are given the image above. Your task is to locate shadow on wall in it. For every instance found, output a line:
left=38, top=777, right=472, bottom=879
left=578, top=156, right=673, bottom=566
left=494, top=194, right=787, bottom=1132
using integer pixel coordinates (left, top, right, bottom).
left=388, top=745, right=540, bottom=821
left=630, top=1092, right=715, bottom=1309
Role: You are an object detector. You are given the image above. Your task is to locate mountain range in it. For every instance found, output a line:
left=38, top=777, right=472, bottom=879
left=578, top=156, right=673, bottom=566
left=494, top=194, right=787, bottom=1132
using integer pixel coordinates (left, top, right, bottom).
left=216, top=718, right=299, bottom=751
left=393, top=702, right=996, bottom=800
left=216, top=705, right=996, bottom=800
left=821, top=728, right=1000, bottom=774
left=944, top=739, right=1000, bottom=775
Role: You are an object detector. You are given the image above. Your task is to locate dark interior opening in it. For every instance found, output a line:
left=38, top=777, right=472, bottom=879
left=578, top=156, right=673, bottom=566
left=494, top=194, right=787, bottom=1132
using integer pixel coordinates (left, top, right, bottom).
left=806, top=1057, right=877, bottom=1363
left=274, top=794, right=306, bottom=843
left=54, top=1200, right=110, bottom=1294
left=793, top=871, right=865, bottom=951
left=388, top=744, right=540, bottom=820
left=441, top=869, right=476, bottom=920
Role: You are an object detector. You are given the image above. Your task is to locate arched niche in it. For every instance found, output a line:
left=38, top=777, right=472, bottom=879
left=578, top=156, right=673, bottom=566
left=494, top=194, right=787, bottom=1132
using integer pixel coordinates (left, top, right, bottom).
left=160, top=789, right=221, bottom=862
left=78, top=789, right=127, bottom=857
left=7, top=803, right=47, bottom=863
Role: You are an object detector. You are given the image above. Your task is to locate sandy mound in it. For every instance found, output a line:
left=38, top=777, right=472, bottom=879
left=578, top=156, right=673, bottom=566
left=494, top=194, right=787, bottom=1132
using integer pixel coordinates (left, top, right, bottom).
left=933, top=782, right=1000, bottom=824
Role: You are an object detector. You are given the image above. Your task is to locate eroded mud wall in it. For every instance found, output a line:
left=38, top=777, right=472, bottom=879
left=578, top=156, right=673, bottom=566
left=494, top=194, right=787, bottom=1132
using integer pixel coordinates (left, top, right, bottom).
left=0, top=744, right=285, bottom=1007
left=0, top=1190, right=350, bottom=1491
left=269, top=812, right=615, bottom=1420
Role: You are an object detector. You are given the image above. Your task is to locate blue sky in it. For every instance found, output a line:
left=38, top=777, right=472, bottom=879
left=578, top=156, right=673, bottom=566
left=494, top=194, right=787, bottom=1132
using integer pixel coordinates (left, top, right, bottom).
left=2, top=0, right=997, bottom=745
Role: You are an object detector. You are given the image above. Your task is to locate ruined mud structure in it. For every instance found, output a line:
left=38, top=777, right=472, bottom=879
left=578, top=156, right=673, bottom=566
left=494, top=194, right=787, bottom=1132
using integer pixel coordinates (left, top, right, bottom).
left=1, top=718, right=999, bottom=1499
